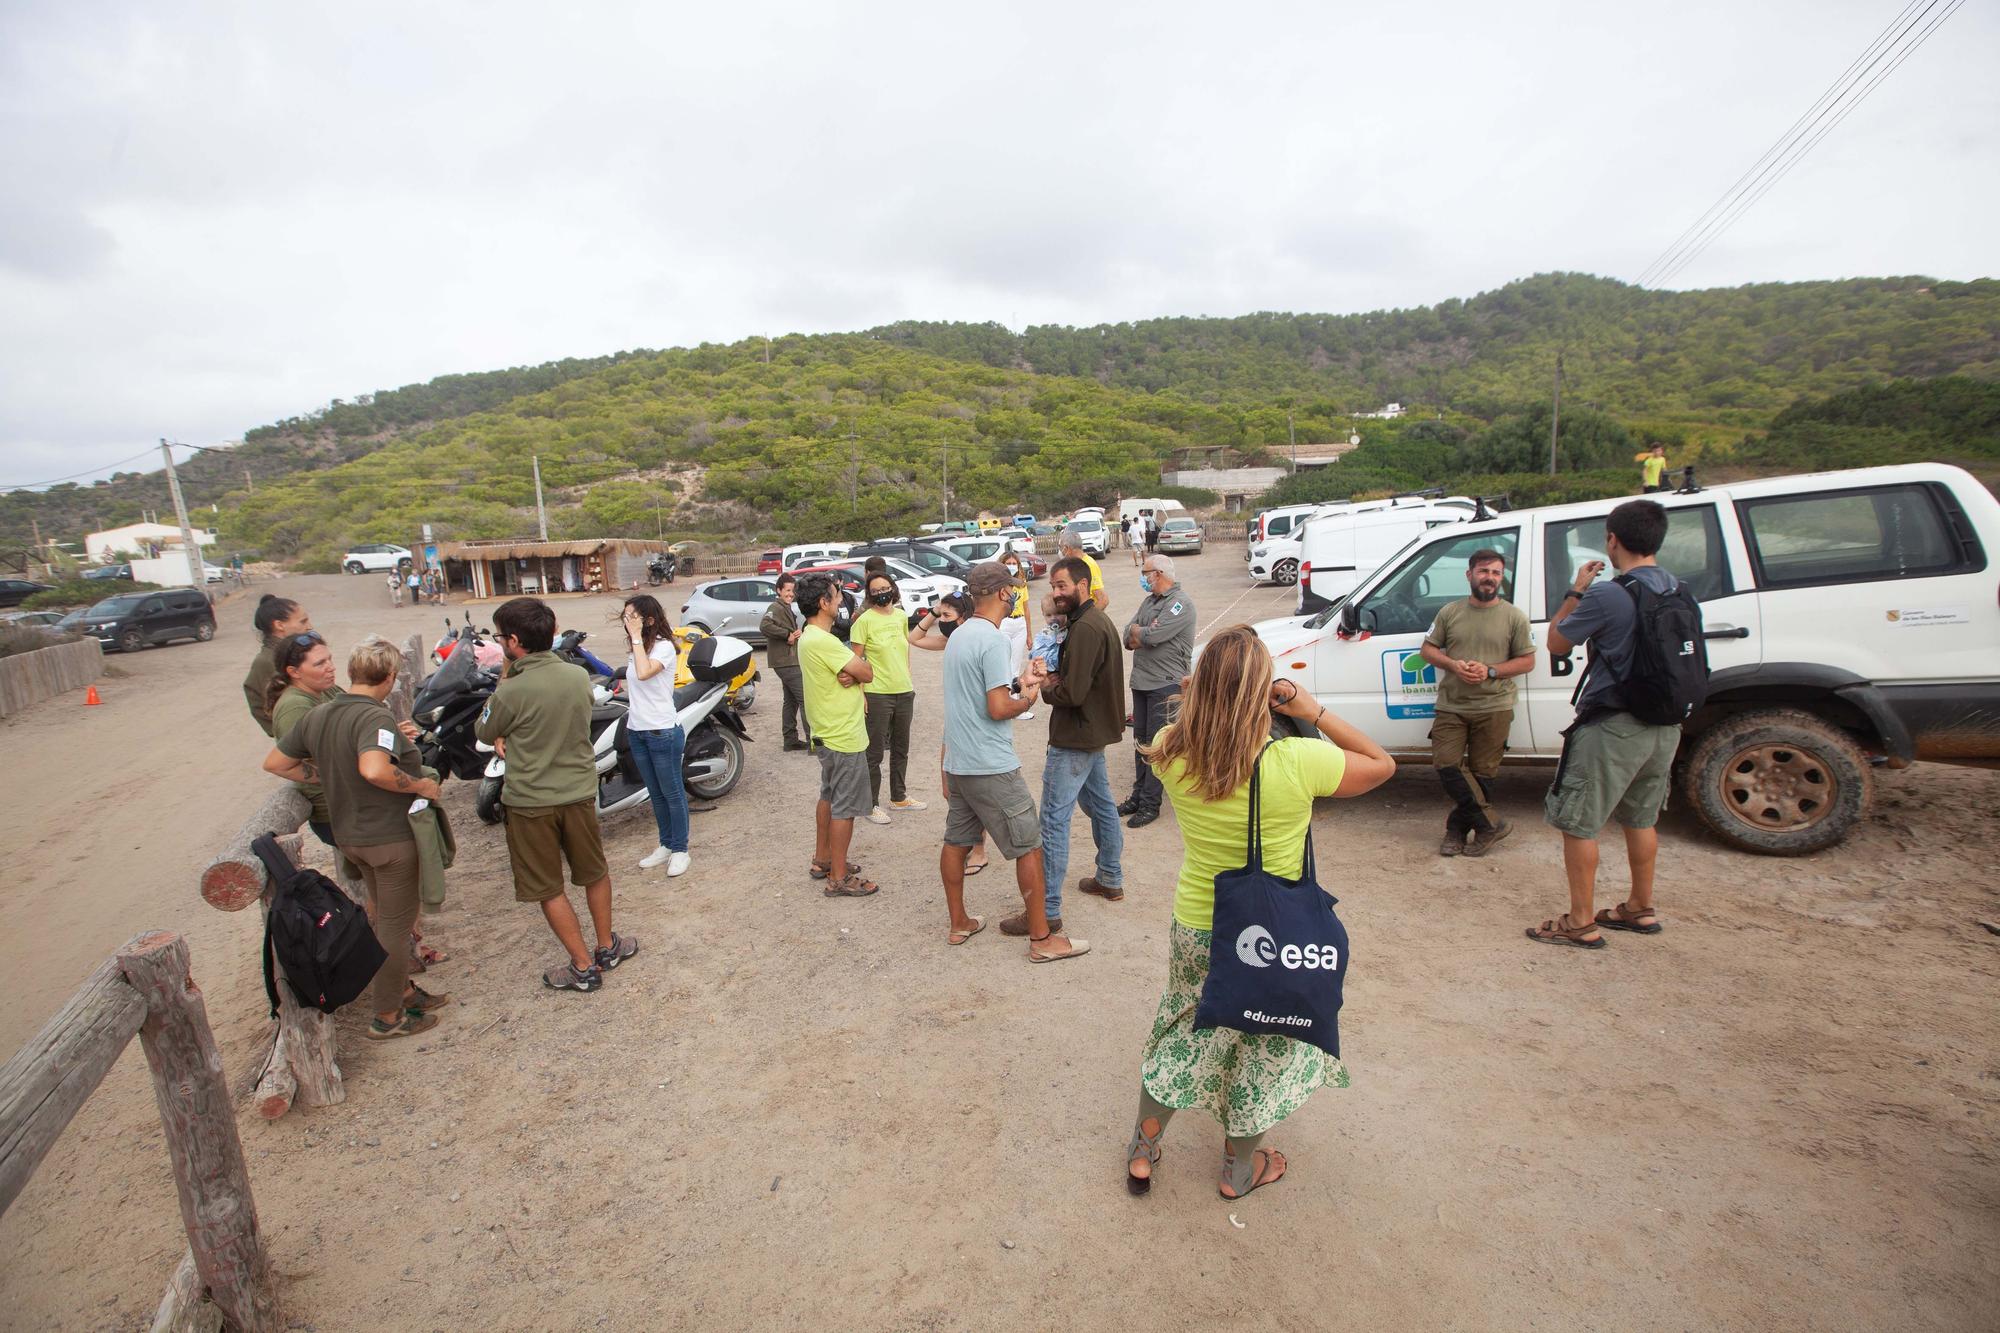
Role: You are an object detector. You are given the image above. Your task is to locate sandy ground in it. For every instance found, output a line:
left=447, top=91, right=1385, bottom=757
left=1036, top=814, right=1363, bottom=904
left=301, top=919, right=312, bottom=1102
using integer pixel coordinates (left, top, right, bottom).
left=1, top=557, right=1997, bottom=1332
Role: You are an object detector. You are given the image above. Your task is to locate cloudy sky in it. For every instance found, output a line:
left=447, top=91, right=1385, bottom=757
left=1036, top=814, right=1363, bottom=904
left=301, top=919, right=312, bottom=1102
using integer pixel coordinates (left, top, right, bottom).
left=2, top=0, right=1993, bottom=486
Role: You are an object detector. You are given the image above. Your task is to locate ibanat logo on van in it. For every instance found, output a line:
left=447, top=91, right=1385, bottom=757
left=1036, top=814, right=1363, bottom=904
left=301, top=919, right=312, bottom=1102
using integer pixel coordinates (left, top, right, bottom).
left=1382, top=649, right=1438, bottom=720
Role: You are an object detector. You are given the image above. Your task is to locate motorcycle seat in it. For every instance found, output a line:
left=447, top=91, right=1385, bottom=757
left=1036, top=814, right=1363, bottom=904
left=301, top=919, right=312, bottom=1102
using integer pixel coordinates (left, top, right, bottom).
left=590, top=704, right=628, bottom=728
left=673, top=680, right=717, bottom=711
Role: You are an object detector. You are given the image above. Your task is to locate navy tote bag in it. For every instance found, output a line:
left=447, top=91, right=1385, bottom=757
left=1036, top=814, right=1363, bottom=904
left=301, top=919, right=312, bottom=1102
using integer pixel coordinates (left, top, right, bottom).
left=1193, top=742, right=1349, bottom=1058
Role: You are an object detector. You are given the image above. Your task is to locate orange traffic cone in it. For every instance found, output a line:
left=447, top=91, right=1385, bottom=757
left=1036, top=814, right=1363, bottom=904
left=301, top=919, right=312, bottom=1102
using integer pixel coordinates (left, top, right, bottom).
left=84, top=686, right=102, bottom=706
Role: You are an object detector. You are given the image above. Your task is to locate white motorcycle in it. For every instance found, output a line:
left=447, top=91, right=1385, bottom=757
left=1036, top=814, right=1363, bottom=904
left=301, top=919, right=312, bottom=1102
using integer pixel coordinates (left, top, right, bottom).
left=472, top=635, right=754, bottom=825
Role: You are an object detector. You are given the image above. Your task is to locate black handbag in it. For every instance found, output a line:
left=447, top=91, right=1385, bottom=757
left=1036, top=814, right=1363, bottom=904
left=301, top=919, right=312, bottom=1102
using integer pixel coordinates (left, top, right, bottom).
left=1193, top=743, right=1350, bottom=1057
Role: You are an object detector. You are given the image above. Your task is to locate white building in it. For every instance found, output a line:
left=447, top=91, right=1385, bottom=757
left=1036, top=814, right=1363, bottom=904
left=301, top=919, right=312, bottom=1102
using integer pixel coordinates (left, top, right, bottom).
left=1357, top=402, right=1406, bottom=420
left=85, top=522, right=217, bottom=564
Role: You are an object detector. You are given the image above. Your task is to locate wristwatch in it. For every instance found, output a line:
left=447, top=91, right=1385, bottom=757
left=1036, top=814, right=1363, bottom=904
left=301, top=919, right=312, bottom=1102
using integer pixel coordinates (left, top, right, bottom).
left=1561, top=589, right=1583, bottom=603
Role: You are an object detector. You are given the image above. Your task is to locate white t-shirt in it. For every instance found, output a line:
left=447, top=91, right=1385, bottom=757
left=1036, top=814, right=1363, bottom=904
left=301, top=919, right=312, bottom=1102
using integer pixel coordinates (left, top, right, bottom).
left=625, top=639, right=680, bottom=732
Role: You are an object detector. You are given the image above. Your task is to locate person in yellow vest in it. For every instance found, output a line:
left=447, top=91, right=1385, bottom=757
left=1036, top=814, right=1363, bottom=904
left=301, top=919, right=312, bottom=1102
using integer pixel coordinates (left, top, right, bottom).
left=1636, top=444, right=1669, bottom=493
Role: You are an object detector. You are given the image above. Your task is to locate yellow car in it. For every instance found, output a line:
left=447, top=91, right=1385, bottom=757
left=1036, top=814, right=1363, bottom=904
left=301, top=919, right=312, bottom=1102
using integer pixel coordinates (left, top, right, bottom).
left=674, top=625, right=757, bottom=709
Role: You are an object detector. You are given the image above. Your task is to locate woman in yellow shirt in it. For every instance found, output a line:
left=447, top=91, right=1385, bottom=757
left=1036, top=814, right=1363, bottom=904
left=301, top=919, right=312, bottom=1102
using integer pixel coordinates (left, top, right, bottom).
left=851, top=570, right=926, bottom=824
left=997, top=551, right=1035, bottom=721
left=1125, top=626, right=1393, bottom=1200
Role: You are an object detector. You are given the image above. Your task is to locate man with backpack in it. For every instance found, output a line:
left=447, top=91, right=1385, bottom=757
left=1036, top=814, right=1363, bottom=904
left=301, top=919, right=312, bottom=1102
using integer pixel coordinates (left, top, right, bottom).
left=1529, top=499, right=1706, bottom=949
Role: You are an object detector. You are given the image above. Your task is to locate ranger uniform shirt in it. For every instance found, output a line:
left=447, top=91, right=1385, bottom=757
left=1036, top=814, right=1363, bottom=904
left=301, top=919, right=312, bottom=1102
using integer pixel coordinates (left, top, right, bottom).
left=1424, top=597, right=1534, bottom=715
left=1125, top=586, right=1197, bottom=693
left=276, top=691, right=422, bottom=847
left=475, top=651, right=598, bottom=808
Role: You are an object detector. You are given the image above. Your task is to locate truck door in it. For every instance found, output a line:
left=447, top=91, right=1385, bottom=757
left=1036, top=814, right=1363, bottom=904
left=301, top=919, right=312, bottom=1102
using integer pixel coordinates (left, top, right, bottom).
left=1313, top=525, right=1523, bottom=756
left=1524, top=501, right=1760, bottom=753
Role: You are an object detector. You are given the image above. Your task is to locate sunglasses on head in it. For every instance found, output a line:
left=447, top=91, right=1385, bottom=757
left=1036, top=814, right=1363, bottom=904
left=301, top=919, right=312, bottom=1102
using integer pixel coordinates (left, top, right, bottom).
left=292, top=632, right=325, bottom=646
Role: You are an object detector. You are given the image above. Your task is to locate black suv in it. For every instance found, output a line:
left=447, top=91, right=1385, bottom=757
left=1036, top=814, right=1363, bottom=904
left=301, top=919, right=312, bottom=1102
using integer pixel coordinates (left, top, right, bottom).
left=844, top=540, right=974, bottom=579
left=75, top=589, right=216, bottom=652
left=0, top=578, right=52, bottom=608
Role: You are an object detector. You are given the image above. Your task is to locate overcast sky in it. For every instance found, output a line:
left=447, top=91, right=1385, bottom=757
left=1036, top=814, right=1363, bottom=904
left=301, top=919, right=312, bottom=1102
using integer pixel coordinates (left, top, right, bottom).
left=2, top=0, right=1993, bottom=487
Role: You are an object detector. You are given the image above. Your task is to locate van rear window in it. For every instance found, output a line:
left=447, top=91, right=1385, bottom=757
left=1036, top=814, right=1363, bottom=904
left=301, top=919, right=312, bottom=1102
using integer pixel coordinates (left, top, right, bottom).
left=1740, top=484, right=1976, bottom=589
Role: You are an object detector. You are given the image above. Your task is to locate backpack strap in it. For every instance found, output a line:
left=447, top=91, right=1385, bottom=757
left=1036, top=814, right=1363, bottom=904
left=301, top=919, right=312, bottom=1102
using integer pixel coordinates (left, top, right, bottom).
left=250, top=833, right=299, bottom=886
left=263, top=912, right=281, bottom=1020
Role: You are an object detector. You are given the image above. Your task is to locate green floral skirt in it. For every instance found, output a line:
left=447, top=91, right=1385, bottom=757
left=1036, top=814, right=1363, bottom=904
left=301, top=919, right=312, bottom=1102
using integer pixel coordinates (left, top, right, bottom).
left=1140, top=921, right=1348, bottom=1137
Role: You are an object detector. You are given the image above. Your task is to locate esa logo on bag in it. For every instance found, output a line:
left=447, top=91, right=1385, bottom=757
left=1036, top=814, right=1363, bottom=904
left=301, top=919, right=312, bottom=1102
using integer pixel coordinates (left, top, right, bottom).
left=1234, top=924, right=1339, bottom=971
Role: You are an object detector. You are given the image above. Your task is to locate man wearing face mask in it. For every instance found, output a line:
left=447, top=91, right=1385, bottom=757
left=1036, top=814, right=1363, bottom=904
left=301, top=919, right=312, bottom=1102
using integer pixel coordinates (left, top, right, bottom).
left=1418, top=549, right=1536, bottom=857
left=1119, top=554, right=1196, bottom=829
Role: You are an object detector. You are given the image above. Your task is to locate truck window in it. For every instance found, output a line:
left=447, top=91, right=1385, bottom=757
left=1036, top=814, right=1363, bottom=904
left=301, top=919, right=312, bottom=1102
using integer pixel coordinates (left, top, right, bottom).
left=1544, top=505, right=1732, bottom=607
left=1353, top=530, right=1520, bottom=636
left=1739, top=484, right=1973, bottom=588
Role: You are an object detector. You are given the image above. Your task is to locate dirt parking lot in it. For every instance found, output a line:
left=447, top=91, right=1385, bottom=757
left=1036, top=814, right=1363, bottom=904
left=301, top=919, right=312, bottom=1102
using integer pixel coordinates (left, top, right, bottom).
left=2, top=554, right=1996, bottom=1331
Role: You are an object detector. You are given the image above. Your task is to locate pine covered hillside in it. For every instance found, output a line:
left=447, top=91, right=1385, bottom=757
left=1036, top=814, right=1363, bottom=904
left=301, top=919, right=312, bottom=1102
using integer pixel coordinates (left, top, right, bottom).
left=6, top=272, right=1997, bottom=559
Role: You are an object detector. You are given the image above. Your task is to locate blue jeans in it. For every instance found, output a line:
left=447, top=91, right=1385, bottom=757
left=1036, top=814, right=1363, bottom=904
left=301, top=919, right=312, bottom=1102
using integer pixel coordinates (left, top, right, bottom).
left=629, top=725, right=689, bottom=853
left=1040, top=745, right=1123, bottom=920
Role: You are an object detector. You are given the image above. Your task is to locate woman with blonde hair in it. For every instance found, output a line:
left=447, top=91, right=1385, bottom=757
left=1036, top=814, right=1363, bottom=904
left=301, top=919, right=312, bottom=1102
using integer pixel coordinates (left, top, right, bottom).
left=1124, top=625, right=1394, bottom=1199
left=262, top=636, right=450, bottom=1042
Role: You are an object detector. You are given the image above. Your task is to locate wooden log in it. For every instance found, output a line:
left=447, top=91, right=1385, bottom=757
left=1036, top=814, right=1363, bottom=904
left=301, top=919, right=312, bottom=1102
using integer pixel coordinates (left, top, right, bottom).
left=250, top=993, right=341, bottom=1120
left=118, top=932, right=278, bottom=1333
left=0, top=957, right=148, bottom=1215
left=200, top=787, right=314, bottom=911
left=151, top=1248, right=225, bottom=1333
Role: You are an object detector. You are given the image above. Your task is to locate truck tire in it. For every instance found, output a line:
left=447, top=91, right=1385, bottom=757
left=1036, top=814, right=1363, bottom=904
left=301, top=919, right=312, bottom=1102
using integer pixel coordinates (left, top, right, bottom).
left=1273, top=558, right=1299, bottom=586
left=1683, top=709, right=1871, bottom=856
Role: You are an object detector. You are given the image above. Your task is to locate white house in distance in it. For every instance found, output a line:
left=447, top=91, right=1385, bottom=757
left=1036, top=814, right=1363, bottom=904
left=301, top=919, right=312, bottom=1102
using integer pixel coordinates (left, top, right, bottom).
left=1357, top=402, right=1407, bottom=419
left=85, top=522, right=217, bottom=564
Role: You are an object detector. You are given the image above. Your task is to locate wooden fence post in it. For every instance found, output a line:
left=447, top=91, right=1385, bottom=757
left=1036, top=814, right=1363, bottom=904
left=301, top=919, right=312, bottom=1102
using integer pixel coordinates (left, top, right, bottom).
left=118, top=932, right=277, bottom=1333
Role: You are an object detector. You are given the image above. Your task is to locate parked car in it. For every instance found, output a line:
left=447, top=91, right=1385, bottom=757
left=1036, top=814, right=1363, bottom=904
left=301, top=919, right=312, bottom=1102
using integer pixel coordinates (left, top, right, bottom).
left=342, top=543, right=413, bottom=574
left=1, top=610, right=68, bottom=633
left=798, top=559, right=960, bottom=613
left=1293, top=497, right=1480, bottom=612
left=991, top=526, right=1038, bottom=555
left=844, top=539, right=975, bottom=580
left=1248, top=462, right=2000, bottom=855
left=1061, top=515, right=1109, bottom=556
left=71, top=588, right=216, bottom=652
left=679, top=576, right=781, bottom=644
left=203, top=562, right=228, bottom=584
left=0, top=578, right=52, bottom=608
left=781, top=542, right=851, bottom=572
left=755, top=550, right=784, bottom=575
left=1156, top=516, right=1205, bottom=555
left=82, top=563, right=132, bottom=581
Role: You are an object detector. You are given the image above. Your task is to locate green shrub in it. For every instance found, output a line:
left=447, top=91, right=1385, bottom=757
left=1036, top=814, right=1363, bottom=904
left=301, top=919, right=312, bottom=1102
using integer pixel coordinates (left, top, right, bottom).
left=21, top=578, right=162, bottom=609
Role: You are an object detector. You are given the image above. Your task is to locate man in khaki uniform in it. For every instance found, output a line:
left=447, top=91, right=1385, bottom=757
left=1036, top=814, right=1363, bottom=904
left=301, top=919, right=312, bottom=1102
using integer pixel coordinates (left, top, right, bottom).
left=478, top=597, right=639, bottom=991
left=1419, top=548, right=1536, bottom=857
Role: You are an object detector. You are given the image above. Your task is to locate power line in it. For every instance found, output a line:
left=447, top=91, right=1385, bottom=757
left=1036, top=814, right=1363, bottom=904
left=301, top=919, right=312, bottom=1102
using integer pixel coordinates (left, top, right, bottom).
left=0, top=445, right=170, bottom=491
left=1636, top=0, right=1961, bottom=288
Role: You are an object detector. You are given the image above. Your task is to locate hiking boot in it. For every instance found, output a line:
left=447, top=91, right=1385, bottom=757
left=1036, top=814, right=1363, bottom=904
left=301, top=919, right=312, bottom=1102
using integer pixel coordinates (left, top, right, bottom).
left=367, top=1010, right=441, bottom=1041
left=1462, top=819, right=1513, bottom=858
left=1000, top=911, right=1061, bottom=937
left=1438, top=827, right=1468, bottom=857
left=1079, top=877, right=1124, bottom=901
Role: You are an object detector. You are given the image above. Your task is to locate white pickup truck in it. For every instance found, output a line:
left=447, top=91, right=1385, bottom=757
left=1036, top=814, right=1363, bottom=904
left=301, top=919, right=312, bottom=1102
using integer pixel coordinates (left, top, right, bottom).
left=1250, top=463, right=2000, bottom=855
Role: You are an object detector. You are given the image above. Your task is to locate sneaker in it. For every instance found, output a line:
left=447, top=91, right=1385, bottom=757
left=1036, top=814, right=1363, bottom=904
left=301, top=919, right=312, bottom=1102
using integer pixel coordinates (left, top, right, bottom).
left=1017, top=710, right=1034, bottom=721
left=1126, top=808, right=1159, bottom=829
left=639, top=845, right=671, bottom=869
left=367, top=1010, right=441, bottom=1040
left=1116, top=797, right=1140, bottom=816
left=666, top=851, right=691, bottom=878
left=1000, top=911, right=1061, bottom=937
left=593, top=932, right=640, bottom=970
left=403, top=982, right=452, bottom=1014
left=543, top=961, right=604, bottom=992
left=888, top=798, right=928, bottom=812
left=783, top=739, right=809, bottom=752
left=867, top=806, right=893, bottom=825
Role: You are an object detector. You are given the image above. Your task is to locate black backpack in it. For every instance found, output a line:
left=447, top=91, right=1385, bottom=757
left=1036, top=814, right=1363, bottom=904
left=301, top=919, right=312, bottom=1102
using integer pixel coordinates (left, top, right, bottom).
left=252, top=834, right=387, bottom=1017
left=1574, top=573, right=1710, bottom=727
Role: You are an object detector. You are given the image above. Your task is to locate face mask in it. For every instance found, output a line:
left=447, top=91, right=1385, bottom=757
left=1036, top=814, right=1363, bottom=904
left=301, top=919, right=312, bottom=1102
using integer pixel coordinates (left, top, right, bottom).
left=939, top=618, right=960, bottom=638
left=870, top=591, right=895, bottom=606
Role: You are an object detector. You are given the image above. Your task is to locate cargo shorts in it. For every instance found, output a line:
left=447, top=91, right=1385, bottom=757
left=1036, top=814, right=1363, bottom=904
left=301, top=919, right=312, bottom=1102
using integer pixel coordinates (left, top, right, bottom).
left=943, top=768, right=1042, bottom=861
left=816, top=746, right=872, bottom=821
left=1545, top=712, right=1681, bottom=839
left=503, top=799, right=610, bottom=903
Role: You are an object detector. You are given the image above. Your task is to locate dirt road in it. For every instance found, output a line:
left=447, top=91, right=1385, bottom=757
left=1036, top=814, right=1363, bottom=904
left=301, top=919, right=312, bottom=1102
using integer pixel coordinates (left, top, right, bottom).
left=2, top=560, right=1996, bottom=1331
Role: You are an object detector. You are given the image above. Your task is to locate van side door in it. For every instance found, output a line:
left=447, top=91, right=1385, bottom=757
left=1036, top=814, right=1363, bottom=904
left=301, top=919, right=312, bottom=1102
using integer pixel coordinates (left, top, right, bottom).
left=1312, top=525, right=1524, bottom=756
left=1522, top=500, right=1760, bottom=753
left=136, top=596, right=169, bottom=643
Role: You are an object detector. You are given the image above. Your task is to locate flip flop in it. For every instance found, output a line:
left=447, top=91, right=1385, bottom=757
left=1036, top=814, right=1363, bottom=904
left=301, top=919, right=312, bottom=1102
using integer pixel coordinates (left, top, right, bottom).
left=948, top=916, right=986, bottom=946
left=1028, top=934, right=1091, bottom=963
left=965, top=861, right=987, bottom=877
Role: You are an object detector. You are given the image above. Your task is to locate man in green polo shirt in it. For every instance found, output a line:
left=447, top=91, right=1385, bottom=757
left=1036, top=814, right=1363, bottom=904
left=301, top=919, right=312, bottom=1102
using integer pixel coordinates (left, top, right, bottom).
left=478, top=598, right=639, bottom=992
left=1418, top=548, right=1536, bottom=857
left=795, top=574, right=879, bottom=898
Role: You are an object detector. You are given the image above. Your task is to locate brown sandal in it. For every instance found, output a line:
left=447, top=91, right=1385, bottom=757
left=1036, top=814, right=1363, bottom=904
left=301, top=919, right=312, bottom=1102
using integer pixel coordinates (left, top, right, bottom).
left=823, top=873, right=879, bottom=897
left=1595, top=902, right=1663, bottom=934
left=809, top=859, right=861, bottom=880
left=1525, top=913, right=1607, bottom=948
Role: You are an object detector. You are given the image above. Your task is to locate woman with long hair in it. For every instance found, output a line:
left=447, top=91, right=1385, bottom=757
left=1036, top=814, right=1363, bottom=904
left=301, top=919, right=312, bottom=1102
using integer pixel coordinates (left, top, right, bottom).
left=266, top=631, right=342, bottom=845
left=997, top=550, right=1035, bottom=722
left=852, top=569, right=923, bottom=826
left=243, top=594, right=312, bottom=735
left=620, top=593, right=692, bottom=877
left=1125, top=625, right=1394, bottom=1200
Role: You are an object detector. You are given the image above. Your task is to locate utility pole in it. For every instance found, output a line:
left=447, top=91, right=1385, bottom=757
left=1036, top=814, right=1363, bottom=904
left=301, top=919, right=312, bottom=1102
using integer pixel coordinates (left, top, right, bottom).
left=532, top=454, right=548, bottom=539
left=159, top=440, right=203, bottom=590
left=1547, top=352, right=1564, bottom=476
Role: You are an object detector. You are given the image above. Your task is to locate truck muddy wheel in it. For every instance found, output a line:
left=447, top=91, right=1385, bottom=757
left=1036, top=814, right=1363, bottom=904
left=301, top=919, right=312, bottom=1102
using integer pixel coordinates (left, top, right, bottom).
left=1683, top=709, right=1871, bottom=855
left=1274, top=558, right=1299, bottom=586
left=474, top=776, right=507, bottom=825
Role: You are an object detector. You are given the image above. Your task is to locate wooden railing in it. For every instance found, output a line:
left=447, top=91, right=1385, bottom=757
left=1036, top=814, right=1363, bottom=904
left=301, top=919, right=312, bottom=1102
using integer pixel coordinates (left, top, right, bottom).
left=0, top=932, right=277, bottom=1331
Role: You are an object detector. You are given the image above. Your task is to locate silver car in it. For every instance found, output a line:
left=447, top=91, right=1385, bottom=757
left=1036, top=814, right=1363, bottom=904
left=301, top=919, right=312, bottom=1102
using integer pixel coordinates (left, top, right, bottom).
left=679, top=576, right=781, bottom=643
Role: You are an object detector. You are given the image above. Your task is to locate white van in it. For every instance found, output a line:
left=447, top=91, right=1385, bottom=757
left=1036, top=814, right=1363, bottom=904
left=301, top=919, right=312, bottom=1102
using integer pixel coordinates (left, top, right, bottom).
left=1249, top=462, right=2000, bottom=855
left=1292, top=497, right=1479, bottom=612
left=781, top=542, right=850, bottom=571
left=1118, top=497, right=1187, bottom=526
